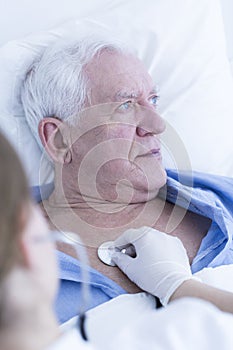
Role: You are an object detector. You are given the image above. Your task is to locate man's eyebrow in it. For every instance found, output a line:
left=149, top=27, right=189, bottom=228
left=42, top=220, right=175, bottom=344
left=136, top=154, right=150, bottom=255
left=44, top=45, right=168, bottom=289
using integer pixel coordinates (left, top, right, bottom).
left=115, top=91, right=140, bottom=101
left=114, top=86, right=159, bottom=101
left=149, top=85, right=159, bottom=95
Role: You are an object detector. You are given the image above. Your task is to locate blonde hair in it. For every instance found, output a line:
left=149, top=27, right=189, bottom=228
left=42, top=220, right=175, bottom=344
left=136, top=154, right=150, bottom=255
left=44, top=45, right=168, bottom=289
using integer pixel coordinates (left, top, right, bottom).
left=0, top=132, right=30, bottom=284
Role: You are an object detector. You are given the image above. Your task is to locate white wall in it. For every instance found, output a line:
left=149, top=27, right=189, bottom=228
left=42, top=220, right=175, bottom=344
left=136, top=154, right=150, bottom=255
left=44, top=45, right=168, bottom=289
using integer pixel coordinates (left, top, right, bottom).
left=0, top=0, right=112, bottom=45
left=220, top=0, right=233, bottom=62
left=1, top=1, right=233, bottom=58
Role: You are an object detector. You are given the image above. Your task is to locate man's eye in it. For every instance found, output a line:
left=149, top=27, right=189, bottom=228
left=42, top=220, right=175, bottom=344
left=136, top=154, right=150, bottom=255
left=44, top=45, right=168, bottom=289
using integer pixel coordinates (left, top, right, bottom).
left=118, top=101, right=133, bottom=111
left=148, top=95, right=159, bottom=107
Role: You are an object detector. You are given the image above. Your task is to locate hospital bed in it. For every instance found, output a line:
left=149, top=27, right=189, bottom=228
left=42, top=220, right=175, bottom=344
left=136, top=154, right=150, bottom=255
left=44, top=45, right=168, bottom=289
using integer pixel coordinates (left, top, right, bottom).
left=0, top=0, right=233, bottom=187
left=1, top=0, right=233, bottom=349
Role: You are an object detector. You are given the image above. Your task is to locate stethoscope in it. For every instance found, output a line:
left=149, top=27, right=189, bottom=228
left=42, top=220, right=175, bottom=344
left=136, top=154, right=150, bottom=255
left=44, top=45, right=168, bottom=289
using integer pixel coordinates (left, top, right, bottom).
left=54, top=233, right=162, bottom=342
left=52, top=231, right=90, bottom=341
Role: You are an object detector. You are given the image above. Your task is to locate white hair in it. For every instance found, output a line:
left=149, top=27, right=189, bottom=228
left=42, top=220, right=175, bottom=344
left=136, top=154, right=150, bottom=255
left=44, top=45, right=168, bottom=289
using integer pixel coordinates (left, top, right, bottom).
left=21, top=34, right=135, bottom=148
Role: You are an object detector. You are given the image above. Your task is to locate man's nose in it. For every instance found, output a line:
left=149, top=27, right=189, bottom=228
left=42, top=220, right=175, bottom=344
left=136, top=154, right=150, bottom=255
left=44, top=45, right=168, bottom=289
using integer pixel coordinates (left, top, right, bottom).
left=136, top=105, right=166, bottom=137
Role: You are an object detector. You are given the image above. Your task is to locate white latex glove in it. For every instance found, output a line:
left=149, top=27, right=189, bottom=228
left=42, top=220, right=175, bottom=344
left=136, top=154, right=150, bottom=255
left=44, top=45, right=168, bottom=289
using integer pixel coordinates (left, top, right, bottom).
left=112, top=226, right=195, bottom=306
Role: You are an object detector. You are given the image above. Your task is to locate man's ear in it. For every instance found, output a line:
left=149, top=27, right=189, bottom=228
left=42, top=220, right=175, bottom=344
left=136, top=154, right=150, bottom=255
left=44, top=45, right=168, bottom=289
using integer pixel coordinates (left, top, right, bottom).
left=38, top=117, right=72, bottom=164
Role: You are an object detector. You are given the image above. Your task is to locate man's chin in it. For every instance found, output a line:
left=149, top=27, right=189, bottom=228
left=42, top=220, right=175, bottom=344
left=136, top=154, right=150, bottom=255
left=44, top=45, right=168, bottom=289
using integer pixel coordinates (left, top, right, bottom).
left=129, top=182, right=167, bottom=204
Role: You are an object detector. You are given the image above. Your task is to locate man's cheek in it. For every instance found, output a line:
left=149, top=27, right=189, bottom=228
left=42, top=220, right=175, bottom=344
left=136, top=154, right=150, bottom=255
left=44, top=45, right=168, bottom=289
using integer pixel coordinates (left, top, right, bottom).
left=95, top=159, right=135, bottom=201
left=71, top=127, right=107, bottom=157
left=96, top=159, right=134, bottom=182
left=107, top=123, right=136, bottom=139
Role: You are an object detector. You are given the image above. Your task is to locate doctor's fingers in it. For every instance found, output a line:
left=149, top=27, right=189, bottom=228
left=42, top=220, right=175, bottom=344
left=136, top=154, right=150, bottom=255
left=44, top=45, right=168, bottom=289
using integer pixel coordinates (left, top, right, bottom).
left=111, top=250, right=134, bottom=273
left=113, top=226, right=154, bottom=251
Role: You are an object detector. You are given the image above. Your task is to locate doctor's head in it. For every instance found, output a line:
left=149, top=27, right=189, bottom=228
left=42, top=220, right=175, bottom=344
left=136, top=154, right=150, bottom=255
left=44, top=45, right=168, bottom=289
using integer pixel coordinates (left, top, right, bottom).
left=0, top=132, right=58, bottom=327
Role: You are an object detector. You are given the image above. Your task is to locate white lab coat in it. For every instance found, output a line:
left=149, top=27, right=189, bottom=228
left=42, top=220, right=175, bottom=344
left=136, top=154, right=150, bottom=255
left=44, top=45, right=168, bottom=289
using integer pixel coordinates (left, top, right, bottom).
left=47, top=265, right=233, bottom=349
left=46, top=327, right=94, bottom=350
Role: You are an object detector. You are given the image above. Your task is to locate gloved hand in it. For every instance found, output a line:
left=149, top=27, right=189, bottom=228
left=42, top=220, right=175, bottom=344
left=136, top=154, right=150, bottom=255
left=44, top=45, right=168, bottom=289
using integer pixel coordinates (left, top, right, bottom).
left=112, top=226, right=196, bottom=306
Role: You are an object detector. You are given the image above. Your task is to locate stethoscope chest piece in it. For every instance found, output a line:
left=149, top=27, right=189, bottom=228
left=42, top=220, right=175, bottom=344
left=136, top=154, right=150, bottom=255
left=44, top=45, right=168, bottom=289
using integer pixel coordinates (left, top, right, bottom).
left=97, top=241, right=117, bottom=266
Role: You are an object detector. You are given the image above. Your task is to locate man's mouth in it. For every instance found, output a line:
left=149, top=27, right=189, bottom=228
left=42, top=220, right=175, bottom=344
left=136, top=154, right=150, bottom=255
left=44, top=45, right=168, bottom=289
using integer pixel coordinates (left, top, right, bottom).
left=138, top=148, right=162, bottom=159
left=150, top=148, right=161, bottom=156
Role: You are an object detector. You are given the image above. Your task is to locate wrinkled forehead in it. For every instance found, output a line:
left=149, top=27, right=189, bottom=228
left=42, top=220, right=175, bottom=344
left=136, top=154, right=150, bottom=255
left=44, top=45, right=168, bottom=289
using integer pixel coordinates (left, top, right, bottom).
left=84, top=50, right=154, bottom=104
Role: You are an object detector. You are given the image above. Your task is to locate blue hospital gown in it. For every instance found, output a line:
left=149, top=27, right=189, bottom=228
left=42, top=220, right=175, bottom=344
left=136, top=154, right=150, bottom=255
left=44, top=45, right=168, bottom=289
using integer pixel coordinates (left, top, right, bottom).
left=54, top=170, right=233, bottom=323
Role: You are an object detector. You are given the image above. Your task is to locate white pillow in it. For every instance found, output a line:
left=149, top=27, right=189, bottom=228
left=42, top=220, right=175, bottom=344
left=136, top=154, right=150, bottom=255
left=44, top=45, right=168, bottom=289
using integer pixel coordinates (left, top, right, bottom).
left=0, top=0, right=233, bottom=187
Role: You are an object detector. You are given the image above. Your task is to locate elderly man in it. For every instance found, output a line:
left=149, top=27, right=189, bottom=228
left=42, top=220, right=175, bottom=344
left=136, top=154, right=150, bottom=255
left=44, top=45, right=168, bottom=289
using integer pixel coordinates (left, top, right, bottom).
left=22, top=35, right=233, bottom=323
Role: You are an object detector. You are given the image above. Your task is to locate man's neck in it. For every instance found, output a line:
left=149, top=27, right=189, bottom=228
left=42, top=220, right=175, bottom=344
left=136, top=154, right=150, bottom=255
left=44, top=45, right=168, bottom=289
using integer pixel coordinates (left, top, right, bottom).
left=44, top=186, right=166, bottom=244
left=51, top=162, right=160, bottom=210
